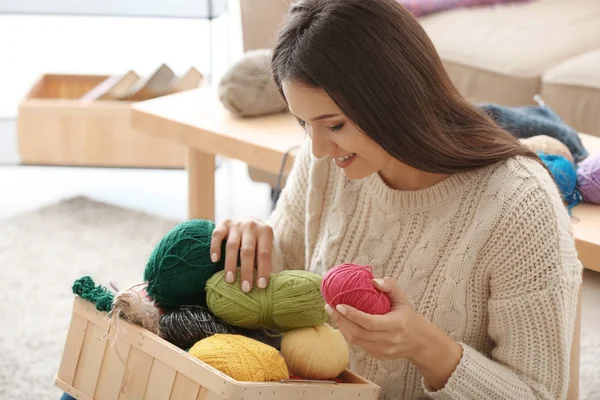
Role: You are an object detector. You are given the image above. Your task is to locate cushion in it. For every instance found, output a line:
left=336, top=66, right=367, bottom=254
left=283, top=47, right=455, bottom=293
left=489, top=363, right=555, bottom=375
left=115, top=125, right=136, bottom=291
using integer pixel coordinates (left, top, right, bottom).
left=398, top=0, right=531, bottom=17
left=419, top=0, right=600, bottom=106
left=541, top=49, right=600, bottom=138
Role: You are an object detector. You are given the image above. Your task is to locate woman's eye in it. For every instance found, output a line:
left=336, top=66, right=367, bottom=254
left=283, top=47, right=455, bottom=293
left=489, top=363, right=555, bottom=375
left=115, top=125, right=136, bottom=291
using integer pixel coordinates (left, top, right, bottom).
left=328, top=123, right=344, bottom=132
left=297, top=119, right=306, bottom=127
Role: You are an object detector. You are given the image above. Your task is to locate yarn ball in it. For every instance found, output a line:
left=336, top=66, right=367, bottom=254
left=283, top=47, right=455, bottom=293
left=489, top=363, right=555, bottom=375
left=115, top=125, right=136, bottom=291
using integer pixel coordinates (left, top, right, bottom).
left=189, top=334, right=289, bottom=382
left=281, top=324, right=349, bottom=380
left=538, top=153, right=582, bottom=211
left=205, top=269, right=328, bottom=331
left=159, top=305, right=236, bottom=349
left=519, top=135, right=574, bottom=163
left=144, top=220, right=226, bottom=310
left=218, top=49, right=287, bottom=118
left=577, top=152, right=600, bottom=204
left=159, top=305, right=283, bottom=350
left=72, top=276, right=114, bottom=312
left=321, top=264, right=391, bottom=315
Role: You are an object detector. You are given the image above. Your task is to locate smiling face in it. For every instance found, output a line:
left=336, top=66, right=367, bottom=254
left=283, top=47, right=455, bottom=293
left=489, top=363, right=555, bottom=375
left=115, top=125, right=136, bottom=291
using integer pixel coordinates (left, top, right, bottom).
left=282, top=79, right=395, bottom=181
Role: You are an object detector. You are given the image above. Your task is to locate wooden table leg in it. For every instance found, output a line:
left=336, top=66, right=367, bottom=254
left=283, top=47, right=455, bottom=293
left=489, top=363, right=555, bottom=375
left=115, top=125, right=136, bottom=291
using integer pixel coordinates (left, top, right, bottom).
left=186, top=148, right=215, bottom=221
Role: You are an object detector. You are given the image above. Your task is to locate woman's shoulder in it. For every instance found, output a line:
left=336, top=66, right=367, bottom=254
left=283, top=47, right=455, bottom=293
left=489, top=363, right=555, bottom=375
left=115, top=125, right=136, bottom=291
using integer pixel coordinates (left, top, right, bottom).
left=476, top=154, right=574, bottom=248
left=477, top=155, right=582, bottom=297
left=483, top=154, right=565, bottom=208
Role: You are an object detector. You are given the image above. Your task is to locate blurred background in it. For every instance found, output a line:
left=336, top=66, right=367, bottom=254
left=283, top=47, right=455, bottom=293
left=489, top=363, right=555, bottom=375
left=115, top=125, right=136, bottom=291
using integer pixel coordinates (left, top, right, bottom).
left=0, top=0, right=599, bottom=399
left=0, top=0, right=271, bottom=223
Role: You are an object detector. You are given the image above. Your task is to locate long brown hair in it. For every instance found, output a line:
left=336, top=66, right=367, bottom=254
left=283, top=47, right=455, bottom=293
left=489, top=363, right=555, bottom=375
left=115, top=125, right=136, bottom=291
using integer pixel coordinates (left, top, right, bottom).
left=271, top=0, right=544, bottom=174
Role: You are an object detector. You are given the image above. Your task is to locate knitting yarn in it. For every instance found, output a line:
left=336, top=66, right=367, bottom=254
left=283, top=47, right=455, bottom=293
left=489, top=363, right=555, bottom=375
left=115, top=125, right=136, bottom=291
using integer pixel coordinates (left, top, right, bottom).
left=519, top=135, right=574, bottom=163
left=281, top=324, right=349, bottom=380
left=159, top=305, right=236, bottom=349
left=72, top=276, right=114, bottom=312
left=189, top=334, right=289, bottom=382
left=144, top=220, right=225, bottom=310
left=218, top=49, right=288, bottom=118
left=109, top=288, right=161, bottom=334
left=206, top=269, right=328, bottom=331
left=159, top=305, right=283, bottom=350
left=321, top=264, right=391, bottom=315
left=577, top=153, right=600, bottom=204
left=538, top=153, right=582, bottom=211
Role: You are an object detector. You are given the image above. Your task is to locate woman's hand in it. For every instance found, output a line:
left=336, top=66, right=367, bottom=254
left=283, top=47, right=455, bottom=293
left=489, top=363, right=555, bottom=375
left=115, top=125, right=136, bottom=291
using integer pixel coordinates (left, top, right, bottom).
left=326, top=278, right=463, bottom=391
left=209, top=218, right=274, bottom=293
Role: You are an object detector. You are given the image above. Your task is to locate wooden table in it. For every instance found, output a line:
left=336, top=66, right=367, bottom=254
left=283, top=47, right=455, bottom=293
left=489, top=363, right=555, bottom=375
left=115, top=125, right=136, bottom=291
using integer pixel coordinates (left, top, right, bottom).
left=131, top=87, right=600, bottom=272
left=573, top=134, right=600, bottom=272
left=130, top=87, right=304, bottom=221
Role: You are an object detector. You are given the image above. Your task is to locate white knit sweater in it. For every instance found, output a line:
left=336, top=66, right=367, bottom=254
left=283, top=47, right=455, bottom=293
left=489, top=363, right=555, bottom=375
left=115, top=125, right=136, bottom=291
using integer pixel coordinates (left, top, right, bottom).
left=268, top=139, right=582, bottom=400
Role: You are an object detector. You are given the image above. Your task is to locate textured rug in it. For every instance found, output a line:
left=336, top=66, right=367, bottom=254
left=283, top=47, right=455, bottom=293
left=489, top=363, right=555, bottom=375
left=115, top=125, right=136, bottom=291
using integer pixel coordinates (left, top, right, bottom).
left=0, top=197, right=598, bottom=399
left=0, top=197, right=179, bottom=399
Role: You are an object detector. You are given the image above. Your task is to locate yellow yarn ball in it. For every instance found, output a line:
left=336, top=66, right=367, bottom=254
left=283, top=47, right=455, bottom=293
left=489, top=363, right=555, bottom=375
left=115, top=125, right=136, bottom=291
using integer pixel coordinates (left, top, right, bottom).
left=189, top=334, right=289, bottom=382
left=281, top=324, right=349, bottom=380
left=519, top=135, right=574, bottom=163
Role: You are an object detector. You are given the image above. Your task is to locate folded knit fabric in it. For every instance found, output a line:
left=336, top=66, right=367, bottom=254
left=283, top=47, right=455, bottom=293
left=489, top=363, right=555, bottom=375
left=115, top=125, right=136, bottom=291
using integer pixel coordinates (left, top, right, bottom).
left=479, top=103, right=589, bottom=163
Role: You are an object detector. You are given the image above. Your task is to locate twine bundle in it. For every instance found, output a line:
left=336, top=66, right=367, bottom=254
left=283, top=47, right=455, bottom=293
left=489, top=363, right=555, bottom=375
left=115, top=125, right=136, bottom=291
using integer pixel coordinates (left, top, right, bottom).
left=109, top=285, right=161, bottom=335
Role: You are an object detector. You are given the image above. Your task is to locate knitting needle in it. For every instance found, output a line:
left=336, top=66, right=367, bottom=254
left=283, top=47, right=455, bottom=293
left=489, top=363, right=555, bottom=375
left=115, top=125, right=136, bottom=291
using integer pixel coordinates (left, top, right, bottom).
left=109, top=281, right=121, bottom=293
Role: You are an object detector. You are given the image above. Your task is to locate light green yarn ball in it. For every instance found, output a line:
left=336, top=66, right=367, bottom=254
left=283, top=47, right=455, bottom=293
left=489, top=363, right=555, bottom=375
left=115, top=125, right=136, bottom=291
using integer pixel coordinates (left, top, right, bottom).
left=205, top=269, right=328, bottom=331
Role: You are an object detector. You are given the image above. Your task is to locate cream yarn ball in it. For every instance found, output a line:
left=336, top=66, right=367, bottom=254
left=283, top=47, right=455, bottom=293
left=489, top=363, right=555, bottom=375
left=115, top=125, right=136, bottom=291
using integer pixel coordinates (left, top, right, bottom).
left=280, top=324, right=349, bottom=380
left=519, top=135, right=574, bottom=163
left=218, top=49, right=287, bottom=118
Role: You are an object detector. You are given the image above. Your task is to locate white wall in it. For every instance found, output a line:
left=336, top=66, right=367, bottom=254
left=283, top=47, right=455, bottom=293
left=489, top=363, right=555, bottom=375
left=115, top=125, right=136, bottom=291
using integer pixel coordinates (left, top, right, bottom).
left=0, top=0, right=243, bottom=165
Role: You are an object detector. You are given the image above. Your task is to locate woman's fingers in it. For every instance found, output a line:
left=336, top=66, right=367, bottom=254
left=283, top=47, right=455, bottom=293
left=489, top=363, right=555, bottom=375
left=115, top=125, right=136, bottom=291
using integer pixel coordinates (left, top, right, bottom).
left=210, top=220, right=230, bottom=263
left=239, top=222, right=258, bottom=292
left=215, top=218, right=274, bottom=292
left=256, top=225, right=274, bottom=289
left=224, top=227, right=241, bottom=284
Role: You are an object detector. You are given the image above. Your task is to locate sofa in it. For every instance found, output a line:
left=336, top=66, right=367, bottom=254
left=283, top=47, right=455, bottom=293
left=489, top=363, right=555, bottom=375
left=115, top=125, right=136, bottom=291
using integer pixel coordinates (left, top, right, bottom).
left=239, top=0, right=600, bottom=188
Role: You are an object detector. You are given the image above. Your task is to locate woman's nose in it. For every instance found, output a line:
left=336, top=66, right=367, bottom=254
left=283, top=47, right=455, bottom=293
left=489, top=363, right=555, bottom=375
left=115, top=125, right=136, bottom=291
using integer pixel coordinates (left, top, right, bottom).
left=310, top=130, right=335, bottom=160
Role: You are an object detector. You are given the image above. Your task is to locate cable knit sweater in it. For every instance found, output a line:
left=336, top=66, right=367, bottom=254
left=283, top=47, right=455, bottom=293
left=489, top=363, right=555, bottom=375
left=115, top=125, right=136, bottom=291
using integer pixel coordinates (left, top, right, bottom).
left=268, top=139, right=582, bottom=400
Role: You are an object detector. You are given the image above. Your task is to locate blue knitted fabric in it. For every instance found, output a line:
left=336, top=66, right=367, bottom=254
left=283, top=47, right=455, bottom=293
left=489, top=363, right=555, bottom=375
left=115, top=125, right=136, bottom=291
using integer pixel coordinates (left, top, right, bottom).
left=479, top=103, right=589, bottom=163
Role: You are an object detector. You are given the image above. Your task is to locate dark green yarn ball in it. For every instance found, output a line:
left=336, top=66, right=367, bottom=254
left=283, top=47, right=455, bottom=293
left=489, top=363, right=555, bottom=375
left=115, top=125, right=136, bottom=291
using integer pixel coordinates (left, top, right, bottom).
left=144, top=219, right=226, bottom=310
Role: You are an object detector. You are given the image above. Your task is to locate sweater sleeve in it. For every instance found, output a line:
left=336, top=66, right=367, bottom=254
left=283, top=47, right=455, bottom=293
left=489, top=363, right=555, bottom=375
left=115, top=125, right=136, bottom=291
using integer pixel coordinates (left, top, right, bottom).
left=424, top=167, right=583, bottom=400
left=267, top=138, right=312, bottom=272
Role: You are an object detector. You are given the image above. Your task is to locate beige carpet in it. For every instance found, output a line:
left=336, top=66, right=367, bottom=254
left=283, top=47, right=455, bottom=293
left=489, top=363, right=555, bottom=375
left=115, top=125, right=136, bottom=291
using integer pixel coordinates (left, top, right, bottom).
left=0, top=196, right=598, bottom=399
left=0, top=197, right=179, bottom=399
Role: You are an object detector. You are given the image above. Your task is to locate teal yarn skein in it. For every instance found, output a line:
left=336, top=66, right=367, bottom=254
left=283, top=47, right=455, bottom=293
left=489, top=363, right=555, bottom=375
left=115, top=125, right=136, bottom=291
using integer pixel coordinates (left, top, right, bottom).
left=144, top=219, right=226, bottom=310
left=72, top=276, right=114, bottom=312
left=538, top=153, right=582, bottom=213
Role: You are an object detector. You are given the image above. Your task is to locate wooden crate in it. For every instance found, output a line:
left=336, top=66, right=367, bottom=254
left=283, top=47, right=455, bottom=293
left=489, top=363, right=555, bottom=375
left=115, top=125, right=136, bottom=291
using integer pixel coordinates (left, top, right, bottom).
left=55, top=297, right=381, bottom=400
left=17, top=74, right=186, bottom=168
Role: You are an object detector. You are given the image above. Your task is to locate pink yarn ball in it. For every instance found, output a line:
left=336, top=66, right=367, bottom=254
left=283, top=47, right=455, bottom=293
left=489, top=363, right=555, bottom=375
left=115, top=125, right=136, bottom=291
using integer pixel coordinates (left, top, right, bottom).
left=578, top=153, right=600, bottom=204
left=321, top=263, right=391, bottom=315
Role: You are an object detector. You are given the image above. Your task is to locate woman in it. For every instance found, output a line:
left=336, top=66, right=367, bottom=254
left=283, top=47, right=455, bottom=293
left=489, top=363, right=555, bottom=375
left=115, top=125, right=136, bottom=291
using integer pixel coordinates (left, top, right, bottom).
left=210, top=0, right=581, bottom=398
